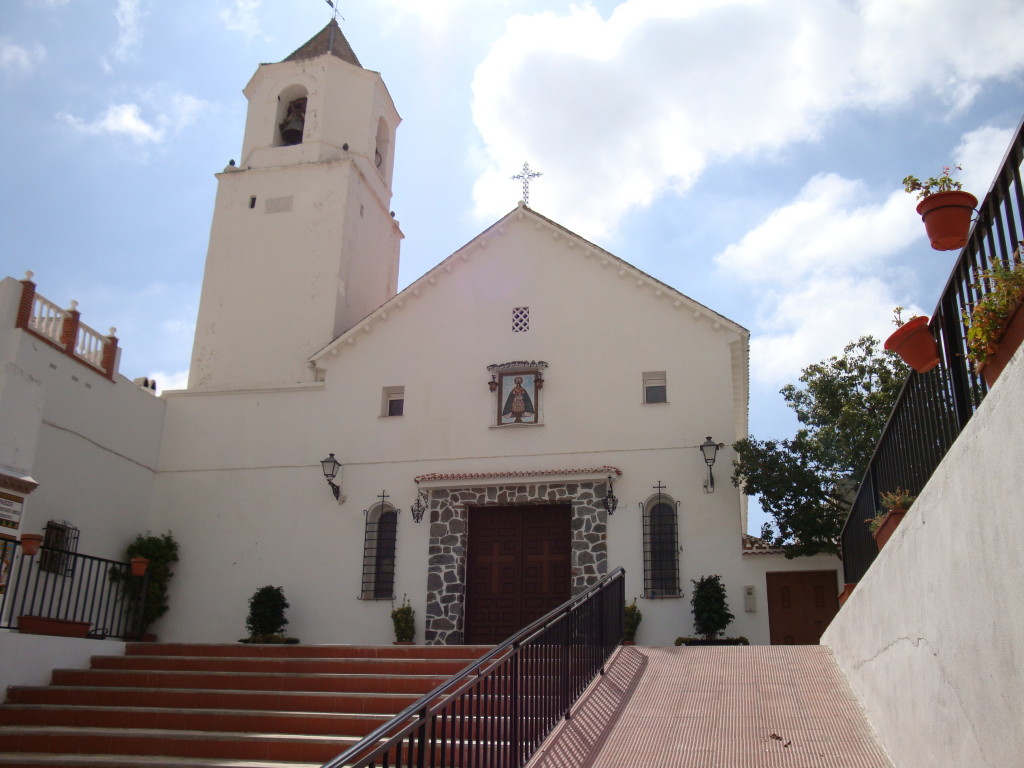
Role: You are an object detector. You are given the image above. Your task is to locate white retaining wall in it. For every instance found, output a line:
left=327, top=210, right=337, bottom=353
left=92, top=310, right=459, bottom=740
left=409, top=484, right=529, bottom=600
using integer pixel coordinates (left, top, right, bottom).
left=822, top=345, right=1024, bottom=768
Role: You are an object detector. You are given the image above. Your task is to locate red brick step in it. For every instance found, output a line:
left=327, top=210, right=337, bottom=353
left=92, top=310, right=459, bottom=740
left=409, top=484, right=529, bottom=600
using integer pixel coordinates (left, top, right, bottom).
left=0, top=643, right=491, bottom=768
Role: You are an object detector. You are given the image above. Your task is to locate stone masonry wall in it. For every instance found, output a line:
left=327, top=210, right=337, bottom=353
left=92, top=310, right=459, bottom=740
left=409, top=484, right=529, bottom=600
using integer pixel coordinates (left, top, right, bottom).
left=424, top=480, right=608, bottom=645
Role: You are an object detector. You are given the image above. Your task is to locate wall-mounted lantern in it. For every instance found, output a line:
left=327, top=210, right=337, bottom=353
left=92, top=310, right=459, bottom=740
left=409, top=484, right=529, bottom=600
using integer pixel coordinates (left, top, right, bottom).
left=321, top=453, right=342, bottom=500
left=603, top=475, right=618, bottom=515
left=699, top=436, right=724, bottom=493
left=410, top=490, right=428, bottom=524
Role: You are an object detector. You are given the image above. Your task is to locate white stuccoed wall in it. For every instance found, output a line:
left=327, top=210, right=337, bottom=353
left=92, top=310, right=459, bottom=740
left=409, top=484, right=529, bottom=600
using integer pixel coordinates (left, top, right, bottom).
left=0, top=632, right=125, bottom=692
left=822, top=345, right=1024, bottom=768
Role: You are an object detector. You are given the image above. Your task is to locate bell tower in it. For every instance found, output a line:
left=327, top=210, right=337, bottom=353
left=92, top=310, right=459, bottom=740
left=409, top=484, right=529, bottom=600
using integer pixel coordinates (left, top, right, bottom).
left=188, top=21, right=403, bottom=391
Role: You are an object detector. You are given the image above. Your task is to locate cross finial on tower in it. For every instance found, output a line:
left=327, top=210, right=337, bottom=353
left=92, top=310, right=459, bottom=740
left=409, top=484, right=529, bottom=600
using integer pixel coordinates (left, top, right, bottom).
left=325, top=0, right=340, bottom=21
left=512, top=162, right=542, bottom=206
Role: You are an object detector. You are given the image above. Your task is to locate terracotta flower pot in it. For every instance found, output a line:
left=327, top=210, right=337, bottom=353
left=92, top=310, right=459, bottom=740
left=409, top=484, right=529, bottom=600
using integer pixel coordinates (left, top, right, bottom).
left=884, top=316, right=939, bottom=373
left=838, top=583, right=856, bottom=606
left=20, top=533, right=43, bottom=557
left=978, top=300, right=1024, bottom=388
left=18, top=615, right=91, bottom=638
left=872, top=508, right=907, bottom=550
left=130, top=557, right=150, bottom=577
left=916, top=190, right=977, bottom=251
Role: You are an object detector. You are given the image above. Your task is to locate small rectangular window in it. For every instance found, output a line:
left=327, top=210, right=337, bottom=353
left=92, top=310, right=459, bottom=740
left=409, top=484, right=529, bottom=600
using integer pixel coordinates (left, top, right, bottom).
left=643, top=372, right=667, bottom=404
left=381, top=386, right=404, bottom=417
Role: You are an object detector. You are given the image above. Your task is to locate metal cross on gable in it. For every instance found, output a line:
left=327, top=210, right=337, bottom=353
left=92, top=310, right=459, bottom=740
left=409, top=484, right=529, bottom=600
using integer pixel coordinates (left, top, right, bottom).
left=512, top=162, right=542, bottom=206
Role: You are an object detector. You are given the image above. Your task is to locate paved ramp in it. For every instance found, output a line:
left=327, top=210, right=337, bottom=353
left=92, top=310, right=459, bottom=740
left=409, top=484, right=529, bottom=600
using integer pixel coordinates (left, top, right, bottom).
left=529, top=645, right=892, bottom=768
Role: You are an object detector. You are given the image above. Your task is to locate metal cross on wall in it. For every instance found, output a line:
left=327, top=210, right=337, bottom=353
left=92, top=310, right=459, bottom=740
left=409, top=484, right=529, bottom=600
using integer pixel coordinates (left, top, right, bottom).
left=512, top=162, right=542, bottom=206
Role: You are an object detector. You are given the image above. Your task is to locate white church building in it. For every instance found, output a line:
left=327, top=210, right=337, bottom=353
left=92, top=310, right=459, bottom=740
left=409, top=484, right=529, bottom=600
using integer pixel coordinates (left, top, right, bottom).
left=0, top=21, right=840, bottom=653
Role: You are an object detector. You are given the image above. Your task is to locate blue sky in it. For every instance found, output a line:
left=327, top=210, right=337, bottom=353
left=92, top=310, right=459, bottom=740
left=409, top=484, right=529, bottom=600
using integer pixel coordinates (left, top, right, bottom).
left=3, top=0, right=1023, bottom=534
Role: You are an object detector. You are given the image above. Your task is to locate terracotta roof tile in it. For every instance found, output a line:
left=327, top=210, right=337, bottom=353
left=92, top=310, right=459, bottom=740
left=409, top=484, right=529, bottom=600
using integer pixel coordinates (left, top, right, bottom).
left=284, top=19, right=361, bottom=67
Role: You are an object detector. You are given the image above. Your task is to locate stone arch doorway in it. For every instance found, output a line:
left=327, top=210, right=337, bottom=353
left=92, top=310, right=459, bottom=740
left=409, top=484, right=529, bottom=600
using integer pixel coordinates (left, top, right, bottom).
left=423, top=480, right=608, bottom=645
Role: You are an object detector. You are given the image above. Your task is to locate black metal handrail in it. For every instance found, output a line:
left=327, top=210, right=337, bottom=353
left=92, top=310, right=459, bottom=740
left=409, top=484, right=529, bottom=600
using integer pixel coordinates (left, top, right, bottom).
left=323, top=566, right=626, bottom=768
left=0, top=539, right=150, bottom=640
left=840, top=114, right=1024, bottom=584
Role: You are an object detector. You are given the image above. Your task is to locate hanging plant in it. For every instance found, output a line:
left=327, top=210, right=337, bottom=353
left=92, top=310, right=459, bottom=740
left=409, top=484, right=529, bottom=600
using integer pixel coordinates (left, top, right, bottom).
left=904, top=166, right=977, bottom=251
left=884, top=307, right=939, bottom=373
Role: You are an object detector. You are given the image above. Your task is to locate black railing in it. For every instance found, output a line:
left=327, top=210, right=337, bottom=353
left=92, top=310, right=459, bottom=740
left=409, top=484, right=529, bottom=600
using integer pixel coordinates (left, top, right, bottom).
left=0, top=539, right=150, bottom=640
left=841, top=115, right=1024, bottom=584
left=324, top=567, right=626, bottom=768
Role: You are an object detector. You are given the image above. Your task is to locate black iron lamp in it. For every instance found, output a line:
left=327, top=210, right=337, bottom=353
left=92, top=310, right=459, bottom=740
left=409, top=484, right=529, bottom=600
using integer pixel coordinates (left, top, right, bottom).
left=699, top=436, right=724, bottom=493
left=410, top=490, right=428, bottom=523
left=320, top=453, right=342, bottom=500
left=603, top=475, right=618, bottom=515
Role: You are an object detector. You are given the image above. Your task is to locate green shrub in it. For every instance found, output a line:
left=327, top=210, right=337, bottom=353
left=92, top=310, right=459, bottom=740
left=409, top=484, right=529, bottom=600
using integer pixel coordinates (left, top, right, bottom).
left=623, top=598, right=642, bottom=642
left=391, top=595, right=415, bottom=642
left=690, top=574, right=734, bottom=641
left=246, top=585, right=290, bottom=638
left=115, top=531, right=179, bottom=633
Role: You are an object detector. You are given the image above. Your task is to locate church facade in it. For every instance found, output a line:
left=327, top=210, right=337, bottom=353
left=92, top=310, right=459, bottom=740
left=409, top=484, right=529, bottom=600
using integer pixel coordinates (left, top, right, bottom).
left=0, top=22, right=840, bottom=651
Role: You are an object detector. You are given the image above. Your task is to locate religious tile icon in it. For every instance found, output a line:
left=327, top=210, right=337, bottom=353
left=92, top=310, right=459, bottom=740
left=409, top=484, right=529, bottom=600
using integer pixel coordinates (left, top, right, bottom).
left=498, top=372, right=538, bottom=425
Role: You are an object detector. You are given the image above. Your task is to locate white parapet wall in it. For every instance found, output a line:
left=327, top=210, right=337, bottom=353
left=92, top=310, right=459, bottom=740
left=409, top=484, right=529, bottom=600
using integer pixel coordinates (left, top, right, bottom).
left=822, top=344, right=1024, bottom=768
left=0, top=631, right=125, bottom=691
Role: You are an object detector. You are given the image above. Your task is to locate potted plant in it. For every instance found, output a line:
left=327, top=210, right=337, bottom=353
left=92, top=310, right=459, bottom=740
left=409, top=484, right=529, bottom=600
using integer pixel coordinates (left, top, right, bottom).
left=111, top=531, right=179, bottom=640
left=239, top=585, right=299, bottom=644
left=884, top=307, right=939, bottom=373
left=867, top=488, right=915, bottom=550
left=904, top=166, right=977, bottom=251
left=19, top=533, right=43, bottom=557
left=963, top=253, right=1024, bottom=387
left=681, top=575, right=740, bottom=645
left=623, top=598, right=642, bottom=645
left=391, top=594, right=415, bottom=644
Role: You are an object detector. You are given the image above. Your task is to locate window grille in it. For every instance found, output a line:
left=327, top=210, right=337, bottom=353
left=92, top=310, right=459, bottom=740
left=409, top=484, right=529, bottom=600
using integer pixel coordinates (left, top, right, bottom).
left=512, top=307, right=530, bottom=333
left=642, top=500, right=680, bottom=598
left=360, top=505, right=397, bottom=600
left=40, top=520, right=79, bottom=576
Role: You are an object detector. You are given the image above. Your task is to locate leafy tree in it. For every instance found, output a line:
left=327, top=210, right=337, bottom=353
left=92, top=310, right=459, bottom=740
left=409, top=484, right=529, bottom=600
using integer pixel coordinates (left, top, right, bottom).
left=732, top=336, right=907, bottom=557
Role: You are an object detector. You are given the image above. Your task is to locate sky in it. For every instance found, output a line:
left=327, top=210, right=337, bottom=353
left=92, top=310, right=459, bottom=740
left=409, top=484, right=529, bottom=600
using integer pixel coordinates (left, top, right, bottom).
left=2, top=0, right=1023, bottom=535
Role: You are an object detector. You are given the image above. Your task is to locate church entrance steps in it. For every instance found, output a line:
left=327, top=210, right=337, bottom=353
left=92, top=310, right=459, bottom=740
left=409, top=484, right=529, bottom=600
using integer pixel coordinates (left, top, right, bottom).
left=0, top=642, right=491, bottom=768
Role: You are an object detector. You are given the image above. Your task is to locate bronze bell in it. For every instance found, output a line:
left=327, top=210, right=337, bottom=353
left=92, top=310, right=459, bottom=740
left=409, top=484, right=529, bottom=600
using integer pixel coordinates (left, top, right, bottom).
left=280, top=114, right=304, bottom=145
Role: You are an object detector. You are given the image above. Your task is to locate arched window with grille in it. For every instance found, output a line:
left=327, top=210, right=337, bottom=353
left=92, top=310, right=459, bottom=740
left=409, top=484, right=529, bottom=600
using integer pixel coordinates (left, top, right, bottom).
left=642, top=492, right=680, bottom=598
left=360, top=502, right=397, bottom=600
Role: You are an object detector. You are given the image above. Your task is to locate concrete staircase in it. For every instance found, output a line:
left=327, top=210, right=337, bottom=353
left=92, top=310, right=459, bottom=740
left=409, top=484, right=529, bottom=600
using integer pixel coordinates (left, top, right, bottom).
left=0, top=642, right=491, bottom=768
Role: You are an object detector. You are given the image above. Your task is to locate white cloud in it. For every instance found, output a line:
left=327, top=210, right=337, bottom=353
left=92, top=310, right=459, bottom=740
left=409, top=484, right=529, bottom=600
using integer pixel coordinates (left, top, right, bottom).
left=112, top=0, right=145, bottom=61
left=60, top=91, right=208, bottom=144
left=0, top=39, right=45, bottom=75
left=469, top=0, right=1024, bottom=239
left=63, top=103, right=162, bottom=142
left=220, top=0, right=270, bottom=41
left=954, top=125, right=1015, bottom=198
left=713, top=172, right=925, bottom=385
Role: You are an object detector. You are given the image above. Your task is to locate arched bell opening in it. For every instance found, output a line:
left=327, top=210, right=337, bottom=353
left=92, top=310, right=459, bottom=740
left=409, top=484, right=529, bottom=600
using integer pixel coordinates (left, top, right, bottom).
left=274, top=85, right=309, bottom=147
left=374, top=116, right=393, bottom=179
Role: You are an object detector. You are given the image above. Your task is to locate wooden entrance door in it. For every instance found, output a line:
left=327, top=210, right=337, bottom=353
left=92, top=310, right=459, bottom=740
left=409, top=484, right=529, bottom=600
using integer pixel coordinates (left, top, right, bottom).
left=464, top=505, right=571, bottom=644
left=766, top=570, right=840, bottom=645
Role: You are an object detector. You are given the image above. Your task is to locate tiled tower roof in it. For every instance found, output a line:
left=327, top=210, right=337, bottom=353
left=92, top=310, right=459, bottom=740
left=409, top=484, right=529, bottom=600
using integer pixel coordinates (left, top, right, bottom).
left=284, top=19, right=361, bottom=67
